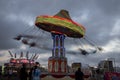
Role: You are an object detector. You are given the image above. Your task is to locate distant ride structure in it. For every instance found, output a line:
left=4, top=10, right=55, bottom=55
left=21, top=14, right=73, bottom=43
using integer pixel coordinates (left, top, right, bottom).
left=35, top=10, right=86, bottom=73
left=4, top=51, right=39, bottom=75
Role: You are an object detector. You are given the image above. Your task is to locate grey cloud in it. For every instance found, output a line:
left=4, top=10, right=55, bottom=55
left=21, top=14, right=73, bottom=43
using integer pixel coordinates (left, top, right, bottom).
left=96, top=0, right=120, bottom=16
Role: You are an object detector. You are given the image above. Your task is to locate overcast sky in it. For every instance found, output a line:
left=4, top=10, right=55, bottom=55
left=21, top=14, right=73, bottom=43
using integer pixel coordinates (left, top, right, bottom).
left=0, top=0, right=120, bottom=67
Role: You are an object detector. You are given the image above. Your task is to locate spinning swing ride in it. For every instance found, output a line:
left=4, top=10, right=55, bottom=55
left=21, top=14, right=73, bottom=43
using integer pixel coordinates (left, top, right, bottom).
left=14, top=9, right=103, bottom=73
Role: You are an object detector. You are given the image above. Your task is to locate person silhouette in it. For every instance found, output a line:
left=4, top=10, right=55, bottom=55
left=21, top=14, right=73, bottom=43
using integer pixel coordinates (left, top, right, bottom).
left=29, top=68, right=33, bottom=80
left=32, top=62, right=41, bottom=80
left=19, top=64, right=28, bottom=80
left=75, top=67, right=84, bottom=80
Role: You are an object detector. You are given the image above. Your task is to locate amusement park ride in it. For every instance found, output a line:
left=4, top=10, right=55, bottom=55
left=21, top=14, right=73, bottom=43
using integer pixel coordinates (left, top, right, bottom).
left=8, top=51, right=39, bottom=63
left=4, top=51, right=39, bottom=68
left=14, top=9, right=102, bottom=74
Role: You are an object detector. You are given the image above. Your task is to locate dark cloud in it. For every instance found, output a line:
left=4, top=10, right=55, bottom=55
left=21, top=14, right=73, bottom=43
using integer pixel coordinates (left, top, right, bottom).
left=96, top=0, right=120, bottom=16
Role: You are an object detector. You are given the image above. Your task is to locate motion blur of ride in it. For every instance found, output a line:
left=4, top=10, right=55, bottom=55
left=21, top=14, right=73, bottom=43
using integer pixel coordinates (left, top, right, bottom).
left=14, top=9, right=103, bottom=56
left=12, top=9, right=104, bottom=80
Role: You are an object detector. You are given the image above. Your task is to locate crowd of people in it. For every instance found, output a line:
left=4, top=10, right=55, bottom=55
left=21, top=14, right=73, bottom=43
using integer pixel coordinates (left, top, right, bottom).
left=19, top=62, right=41, bottom=80
left=19, top=65, right=84, bottom=80
left=1, top=63, right=101, bottom=80
left=0, top=62, right=42, bottom=80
